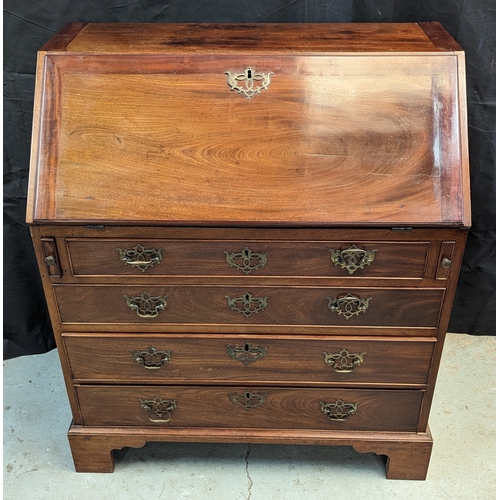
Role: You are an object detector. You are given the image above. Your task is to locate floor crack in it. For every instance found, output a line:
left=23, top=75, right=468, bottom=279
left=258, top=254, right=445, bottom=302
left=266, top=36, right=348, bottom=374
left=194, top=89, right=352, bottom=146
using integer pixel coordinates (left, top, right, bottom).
left=245, top=444, right=253, bottom=500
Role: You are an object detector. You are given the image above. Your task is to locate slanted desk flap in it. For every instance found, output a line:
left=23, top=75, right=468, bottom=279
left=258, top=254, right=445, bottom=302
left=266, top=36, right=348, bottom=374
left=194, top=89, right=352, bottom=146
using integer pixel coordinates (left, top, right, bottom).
left=27, top=23, right=470, bottom=227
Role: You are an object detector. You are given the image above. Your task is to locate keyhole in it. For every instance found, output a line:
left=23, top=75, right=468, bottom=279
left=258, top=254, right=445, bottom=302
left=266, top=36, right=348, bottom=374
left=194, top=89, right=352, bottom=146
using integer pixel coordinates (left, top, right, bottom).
left=245, top=391, right=251, bottom=398
left=247, top=68, right=252, bottom=79
left=244, top=343, right=250, bottom=351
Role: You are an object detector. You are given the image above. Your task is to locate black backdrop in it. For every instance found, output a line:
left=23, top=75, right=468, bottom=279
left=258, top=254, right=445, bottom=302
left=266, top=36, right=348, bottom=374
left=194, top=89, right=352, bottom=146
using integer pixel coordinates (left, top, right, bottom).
left=4, top=1, right=495, bottom=359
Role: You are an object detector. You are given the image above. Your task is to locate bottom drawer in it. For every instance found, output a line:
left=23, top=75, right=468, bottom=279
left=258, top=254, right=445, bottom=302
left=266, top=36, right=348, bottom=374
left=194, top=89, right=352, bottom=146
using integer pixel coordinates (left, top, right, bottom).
left=76, top=385, right=423, bottom=432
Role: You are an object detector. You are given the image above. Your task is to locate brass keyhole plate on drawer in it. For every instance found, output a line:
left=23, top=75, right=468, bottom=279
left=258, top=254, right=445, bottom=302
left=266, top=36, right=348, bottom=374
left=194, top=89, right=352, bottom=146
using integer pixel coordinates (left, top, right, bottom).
left=228, top=390, right=268, bottom=410
left=226, top=342, right=268, bottom=365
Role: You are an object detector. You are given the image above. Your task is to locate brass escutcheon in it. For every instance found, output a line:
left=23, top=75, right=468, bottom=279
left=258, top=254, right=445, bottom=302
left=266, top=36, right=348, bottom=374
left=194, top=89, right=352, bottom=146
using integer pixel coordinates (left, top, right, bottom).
left=322, top=349, right=365, bottom=373
left=226, top=342, right=268, bottom=365
left=326, top=293, right=372, bottom=320
left=130, top=346, right=172, bottom=369
left=330, top=245, right=378, bottom=275
left=139, top=396, right=177, bottom=423
left=226, top=292, right=269, bottom=318
left=223, top=247, right=268, bottom=275
left=225, top=67, right=274, bottom=99
left=116, top=243, right=163, bottom=272
left=229, top=390, right=268, bottom=410
left=320, top=399, right=359, bottom=421
left=124, top=291, right=168, bottom=319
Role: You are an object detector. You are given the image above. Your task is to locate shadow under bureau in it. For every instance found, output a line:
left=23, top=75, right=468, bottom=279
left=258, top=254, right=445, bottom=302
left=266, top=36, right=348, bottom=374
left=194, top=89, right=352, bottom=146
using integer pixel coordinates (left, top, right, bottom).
left=27, top=22, right=470, bottom=479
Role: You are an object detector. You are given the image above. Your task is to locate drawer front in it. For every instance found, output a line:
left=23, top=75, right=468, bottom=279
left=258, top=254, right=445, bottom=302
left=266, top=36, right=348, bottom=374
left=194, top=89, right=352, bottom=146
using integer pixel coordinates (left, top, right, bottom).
left=55, top=285, right=444, bottom=327
left=64, top=335, right=435, bottom=386
left=76, top=385, right=423, bottom=432
left=66, top=238, right=429, bottom=279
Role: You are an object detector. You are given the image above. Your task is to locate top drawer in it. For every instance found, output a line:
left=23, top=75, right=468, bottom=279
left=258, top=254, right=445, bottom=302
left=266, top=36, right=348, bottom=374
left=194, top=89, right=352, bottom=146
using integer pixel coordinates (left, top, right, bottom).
left=66, top=238, right=429, bottom=279
left=35, top=227, right=465, bottom=283
left=66, top=239, right=429, bottom=278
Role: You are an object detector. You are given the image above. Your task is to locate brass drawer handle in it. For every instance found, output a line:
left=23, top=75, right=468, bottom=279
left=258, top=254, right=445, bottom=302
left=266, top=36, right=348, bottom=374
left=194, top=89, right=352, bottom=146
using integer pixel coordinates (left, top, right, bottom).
left=322, top=349, right=365, bottom=372
left=139, top=396, right=177, bottom=423
left=223, top=247, right=268, bottom=275
left=320, top=399, right=359, bottom=421
left=124, top=291, right=168, bottom=319
left=226, top=342, right=268, bottom=365
left=225, top=67, right=274, bottom=100
left=226, top=292, right=269, bottom=318
left=229, top=390, right=268, bottom=410
left=116, top=243, right=163, bottom=272
left=327, top=293, right=372, bottom=320
left=329, top=245, right=378, bottom=274
left=130, top=346, right=172, bottom=369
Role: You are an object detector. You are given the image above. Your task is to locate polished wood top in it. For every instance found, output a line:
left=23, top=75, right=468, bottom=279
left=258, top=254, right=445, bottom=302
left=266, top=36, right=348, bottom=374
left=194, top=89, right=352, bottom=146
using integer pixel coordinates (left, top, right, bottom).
left=28, top=23, right=470, bottom=227
left=42, top=22, right=461, bottom=54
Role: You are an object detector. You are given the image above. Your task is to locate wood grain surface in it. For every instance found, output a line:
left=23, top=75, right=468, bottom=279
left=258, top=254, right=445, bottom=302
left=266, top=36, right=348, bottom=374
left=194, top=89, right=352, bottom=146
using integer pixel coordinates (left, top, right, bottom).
left=76, top=384, right=423, bottom=431
left=27, top=42, right=468, bottom=226
left=54, top=284, right=444, bottom=327
left=66, top=238, right=428, bottom=278
left=63, top=334, right=435, bottom=386
left=37, top=225, right=463, bottom=286
left=40, top=23, right=459, bottom=54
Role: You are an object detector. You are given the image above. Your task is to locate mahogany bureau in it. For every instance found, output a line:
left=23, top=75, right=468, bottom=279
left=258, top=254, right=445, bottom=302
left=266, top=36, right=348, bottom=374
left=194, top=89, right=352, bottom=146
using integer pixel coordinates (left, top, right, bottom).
left=27, top=23, right=470, bottom=479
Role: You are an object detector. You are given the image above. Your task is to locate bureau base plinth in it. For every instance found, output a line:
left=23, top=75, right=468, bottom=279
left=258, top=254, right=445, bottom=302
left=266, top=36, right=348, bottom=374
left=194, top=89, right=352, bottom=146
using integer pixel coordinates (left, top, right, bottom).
left=67, top=424, right=433, bottom=479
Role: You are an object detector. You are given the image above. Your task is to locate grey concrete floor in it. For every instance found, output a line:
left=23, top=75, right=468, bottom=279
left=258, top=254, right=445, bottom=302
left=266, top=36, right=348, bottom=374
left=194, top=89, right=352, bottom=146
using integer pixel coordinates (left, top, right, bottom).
left=3, top=333, right=495, bottom=499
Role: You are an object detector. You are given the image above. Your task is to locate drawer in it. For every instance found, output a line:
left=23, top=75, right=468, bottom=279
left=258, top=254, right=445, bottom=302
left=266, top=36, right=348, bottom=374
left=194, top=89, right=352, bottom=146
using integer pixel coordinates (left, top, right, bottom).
left=55, top=285, right=444, bottom=328
left=66, top=238, right=429, bottom=279
left=76, top=385, right=423, bottom=432
left=64, top=335, right=435, bottom=386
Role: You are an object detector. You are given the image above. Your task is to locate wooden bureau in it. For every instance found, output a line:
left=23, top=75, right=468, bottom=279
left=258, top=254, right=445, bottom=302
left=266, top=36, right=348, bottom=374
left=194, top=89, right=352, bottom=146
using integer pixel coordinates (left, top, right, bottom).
left=27, top=23, right=470, bottom=479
